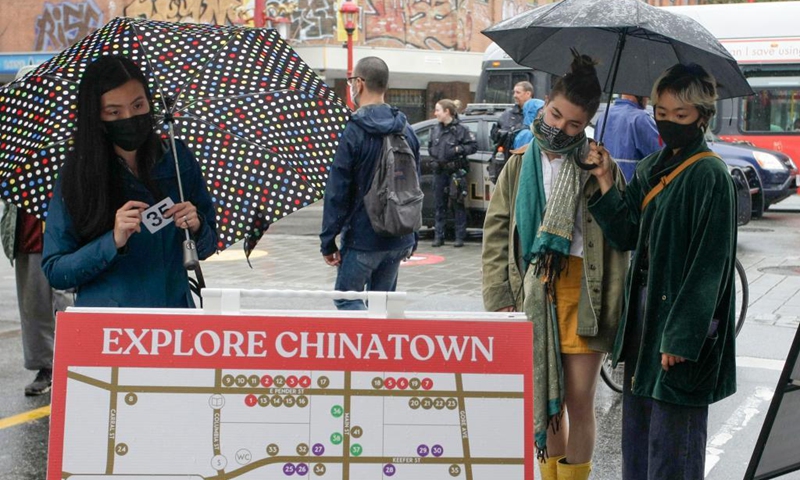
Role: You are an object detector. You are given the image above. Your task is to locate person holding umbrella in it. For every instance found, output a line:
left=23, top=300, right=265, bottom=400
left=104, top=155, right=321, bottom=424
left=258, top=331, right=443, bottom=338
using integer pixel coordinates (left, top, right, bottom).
left=482, top=50, right=628, bottom=480
left=42, top=55, right=217, bottom=308
left=586, top=63, right=737, bottom=479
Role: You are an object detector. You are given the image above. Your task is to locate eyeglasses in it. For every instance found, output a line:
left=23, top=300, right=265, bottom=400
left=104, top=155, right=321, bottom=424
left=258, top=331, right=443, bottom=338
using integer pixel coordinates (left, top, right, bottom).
left=346, top=76, right=364, bottom=86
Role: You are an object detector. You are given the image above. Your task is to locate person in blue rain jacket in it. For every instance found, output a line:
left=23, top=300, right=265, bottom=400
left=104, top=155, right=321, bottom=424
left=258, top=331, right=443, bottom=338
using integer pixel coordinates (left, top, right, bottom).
left=42, top=55, right=217, bottom=308
left=512, top=97, right=546, bottom=150
left=593, top=94, right=661, bottom=181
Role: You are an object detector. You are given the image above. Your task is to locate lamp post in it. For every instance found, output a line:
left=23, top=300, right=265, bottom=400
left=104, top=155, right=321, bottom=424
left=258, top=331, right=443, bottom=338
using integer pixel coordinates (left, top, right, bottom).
left=339, top=0, right=359, bottom=109
left=254, top=0, right=267, bottom=27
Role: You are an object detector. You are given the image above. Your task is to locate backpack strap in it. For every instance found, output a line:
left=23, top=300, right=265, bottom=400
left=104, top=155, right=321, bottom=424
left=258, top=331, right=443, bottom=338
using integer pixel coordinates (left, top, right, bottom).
left=641, top=152, right=721, bottom=211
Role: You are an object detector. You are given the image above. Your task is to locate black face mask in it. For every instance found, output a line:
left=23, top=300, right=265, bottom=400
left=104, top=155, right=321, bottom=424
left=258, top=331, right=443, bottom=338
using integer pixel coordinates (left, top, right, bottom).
left=103, top=113, right=153, bottom=152
left=539, top=114, right=583, bottom=151
left=656, top=119, right=703, bottom=151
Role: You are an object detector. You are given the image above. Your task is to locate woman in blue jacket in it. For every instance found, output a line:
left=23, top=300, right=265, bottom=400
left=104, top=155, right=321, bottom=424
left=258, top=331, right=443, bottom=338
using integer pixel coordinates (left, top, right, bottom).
left=42, top=55, right=217, bottom=308
left=429, top=99, right=477, bottom=247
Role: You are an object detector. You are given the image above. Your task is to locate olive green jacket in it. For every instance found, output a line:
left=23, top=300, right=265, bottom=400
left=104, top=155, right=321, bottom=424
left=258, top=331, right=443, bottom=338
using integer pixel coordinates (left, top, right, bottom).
left=588, top=139, right=737, bottom=406
left=481, top=147, right=629, bottom=353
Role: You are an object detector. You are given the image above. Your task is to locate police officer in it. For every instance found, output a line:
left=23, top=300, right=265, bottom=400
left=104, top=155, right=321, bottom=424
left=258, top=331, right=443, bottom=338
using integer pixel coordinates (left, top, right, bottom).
left=429, top=99, right=477, bottom=247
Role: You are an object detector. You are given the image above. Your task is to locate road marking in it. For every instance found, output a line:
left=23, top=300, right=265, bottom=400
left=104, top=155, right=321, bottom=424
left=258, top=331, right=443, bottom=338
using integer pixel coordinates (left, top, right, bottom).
left=737, top=356, right=786, bottom=371
left=0, top=405, right=51, bottom=430
left=401, top=253, right=445, bottom=266
left=705, top=387, right=773, bottom=477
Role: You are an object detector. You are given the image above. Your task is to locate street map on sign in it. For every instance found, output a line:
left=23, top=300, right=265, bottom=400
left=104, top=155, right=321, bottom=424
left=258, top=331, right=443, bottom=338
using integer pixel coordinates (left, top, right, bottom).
left=60, top=367, right=526, bottom=479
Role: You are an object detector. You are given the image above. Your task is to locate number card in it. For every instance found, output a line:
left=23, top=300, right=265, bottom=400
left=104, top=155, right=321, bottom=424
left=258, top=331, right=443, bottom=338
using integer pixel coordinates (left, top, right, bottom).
left=142, top=197, right=175, bottom=234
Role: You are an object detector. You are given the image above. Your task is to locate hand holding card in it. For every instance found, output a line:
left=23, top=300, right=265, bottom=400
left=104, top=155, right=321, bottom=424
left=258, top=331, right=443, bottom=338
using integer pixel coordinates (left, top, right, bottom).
left=114, top=200, right=150, bottom=249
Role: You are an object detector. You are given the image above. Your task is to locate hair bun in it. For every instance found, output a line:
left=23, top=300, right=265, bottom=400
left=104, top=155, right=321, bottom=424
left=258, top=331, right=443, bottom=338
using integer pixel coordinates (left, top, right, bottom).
left=453, top=99, right=463, bottom=111
left=548, top=49, right=603, bottom=119
left=569, top=47, right=598, bottom=77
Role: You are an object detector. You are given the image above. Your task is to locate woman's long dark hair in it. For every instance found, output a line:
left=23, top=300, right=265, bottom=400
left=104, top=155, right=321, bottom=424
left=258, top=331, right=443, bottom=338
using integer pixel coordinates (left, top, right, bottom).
left=549, top=49, right=602, bottom=119
left=60, top=55, right=161, bottom=242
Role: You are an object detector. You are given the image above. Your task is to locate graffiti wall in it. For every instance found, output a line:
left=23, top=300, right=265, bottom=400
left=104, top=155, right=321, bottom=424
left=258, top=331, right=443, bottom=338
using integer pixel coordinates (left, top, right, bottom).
left=0, top=0, right=531, bottom=53
left=295, top=0, right=336, bottom=41
left=0, top=0, right=112, bottom=53
left=122, top=0, right=246, bottom=25
left=33, top=0, right=105, bottom=51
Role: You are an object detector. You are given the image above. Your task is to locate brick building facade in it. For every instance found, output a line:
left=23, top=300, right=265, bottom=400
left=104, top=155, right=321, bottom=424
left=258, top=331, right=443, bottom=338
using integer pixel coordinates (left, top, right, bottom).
left=0, top=0, right=707, bottom=122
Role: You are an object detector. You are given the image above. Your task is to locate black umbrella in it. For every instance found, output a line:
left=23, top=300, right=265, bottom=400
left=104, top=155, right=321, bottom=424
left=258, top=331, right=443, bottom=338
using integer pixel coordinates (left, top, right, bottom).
left=483, top=0, right=753, bottom=149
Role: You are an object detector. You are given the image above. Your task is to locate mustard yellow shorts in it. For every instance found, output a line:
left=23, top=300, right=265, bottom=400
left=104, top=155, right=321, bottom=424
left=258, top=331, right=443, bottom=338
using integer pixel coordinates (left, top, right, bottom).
left=555, top=255, right=592, bottom=354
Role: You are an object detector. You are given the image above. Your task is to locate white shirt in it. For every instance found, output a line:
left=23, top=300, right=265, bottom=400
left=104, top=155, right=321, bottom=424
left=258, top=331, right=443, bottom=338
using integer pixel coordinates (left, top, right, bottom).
left=540, top=151, right=584, bottom=258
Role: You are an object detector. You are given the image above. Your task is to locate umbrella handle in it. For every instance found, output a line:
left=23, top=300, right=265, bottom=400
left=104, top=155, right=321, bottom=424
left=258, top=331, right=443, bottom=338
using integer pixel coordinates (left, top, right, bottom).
left=574, top=156, right=598, bottom=171
left=183, top=239, right=200, bottom=270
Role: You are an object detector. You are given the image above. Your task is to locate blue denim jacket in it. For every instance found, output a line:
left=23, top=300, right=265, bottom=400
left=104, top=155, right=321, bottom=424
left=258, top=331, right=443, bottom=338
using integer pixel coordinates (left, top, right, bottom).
left=42, top=140, right=217, bottom=308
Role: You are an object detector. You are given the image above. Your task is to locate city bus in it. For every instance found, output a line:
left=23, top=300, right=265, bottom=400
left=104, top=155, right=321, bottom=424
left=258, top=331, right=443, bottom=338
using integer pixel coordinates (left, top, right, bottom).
left=474, top=42, right=555, bottom=104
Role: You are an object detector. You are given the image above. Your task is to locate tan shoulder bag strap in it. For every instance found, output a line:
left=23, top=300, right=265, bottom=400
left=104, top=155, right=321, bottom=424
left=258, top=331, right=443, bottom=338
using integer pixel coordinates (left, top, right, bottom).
left=640, top=152, right=721, bottom=211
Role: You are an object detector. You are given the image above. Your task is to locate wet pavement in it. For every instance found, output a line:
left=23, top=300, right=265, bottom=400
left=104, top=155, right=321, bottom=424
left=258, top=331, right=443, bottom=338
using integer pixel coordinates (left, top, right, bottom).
left=1, top=197, right=800, bottom=479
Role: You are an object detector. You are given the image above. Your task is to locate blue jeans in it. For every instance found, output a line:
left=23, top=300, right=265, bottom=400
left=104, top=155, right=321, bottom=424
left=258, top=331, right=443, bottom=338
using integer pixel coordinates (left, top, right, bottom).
left=434, top=173, right=466, bottom=241
left=333, top=246, right=412, bottom=310
left=621, top=285, right=709, bottom=480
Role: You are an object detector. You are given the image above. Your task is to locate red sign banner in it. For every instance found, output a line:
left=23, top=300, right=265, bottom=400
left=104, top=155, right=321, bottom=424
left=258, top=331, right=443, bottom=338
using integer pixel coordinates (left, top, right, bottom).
left=48, top=311, right=534, bottom=479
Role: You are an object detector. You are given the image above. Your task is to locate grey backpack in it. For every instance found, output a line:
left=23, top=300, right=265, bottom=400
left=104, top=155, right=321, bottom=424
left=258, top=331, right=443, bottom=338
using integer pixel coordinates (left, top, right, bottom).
left=364, top=129, right=423, bottom=236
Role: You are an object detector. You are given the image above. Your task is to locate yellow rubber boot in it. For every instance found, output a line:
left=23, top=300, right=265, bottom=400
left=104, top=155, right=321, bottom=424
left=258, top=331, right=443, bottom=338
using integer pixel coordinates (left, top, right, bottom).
left=538, top=455, right=564, bottom=480
left=557, top=457, right=592, bottom=480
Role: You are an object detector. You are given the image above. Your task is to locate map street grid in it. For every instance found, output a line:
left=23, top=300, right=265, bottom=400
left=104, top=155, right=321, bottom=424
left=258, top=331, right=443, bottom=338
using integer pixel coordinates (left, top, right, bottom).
left=60, top=367, right=525, bottom=479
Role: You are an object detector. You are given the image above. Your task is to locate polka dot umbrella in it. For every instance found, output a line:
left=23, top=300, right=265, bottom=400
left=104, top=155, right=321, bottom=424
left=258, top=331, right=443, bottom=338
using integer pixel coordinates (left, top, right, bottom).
left=0, top=17, right=348, bottom=256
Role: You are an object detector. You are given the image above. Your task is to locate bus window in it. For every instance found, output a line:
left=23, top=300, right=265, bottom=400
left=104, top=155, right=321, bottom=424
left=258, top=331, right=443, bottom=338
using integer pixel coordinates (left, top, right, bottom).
left=485, top=72, right=512, bottom=104
left=741, top=77, right=800, bottom=133
left=484, top=71, right=533, bottom=104
left=512, top=72, right=530, bottom=89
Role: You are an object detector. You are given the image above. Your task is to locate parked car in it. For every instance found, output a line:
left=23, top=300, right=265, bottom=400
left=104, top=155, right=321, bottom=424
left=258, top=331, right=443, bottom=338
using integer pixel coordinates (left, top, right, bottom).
left=706, top=132, right=794, bottom=216
left=411, top=104, right=759, bottom=231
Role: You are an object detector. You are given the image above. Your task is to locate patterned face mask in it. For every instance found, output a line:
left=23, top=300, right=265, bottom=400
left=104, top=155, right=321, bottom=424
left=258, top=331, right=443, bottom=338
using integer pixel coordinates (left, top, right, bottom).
left=537, top=114, right=584, bottom=151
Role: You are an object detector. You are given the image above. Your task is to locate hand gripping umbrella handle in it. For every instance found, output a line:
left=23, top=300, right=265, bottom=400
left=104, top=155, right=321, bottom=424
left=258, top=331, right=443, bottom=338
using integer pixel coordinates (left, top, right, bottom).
left=574, top=155, right=599, bottom=171
left=163, top=112, right=200, bottom=270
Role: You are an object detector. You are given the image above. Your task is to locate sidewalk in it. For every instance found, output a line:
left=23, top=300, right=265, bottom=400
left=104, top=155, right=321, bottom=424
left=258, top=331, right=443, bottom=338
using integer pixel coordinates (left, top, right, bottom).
left=738, top=194, right=800, bottom=329
left=199, top=232, right=486, bottom=313
left=2, top=196, right=799, bottom=331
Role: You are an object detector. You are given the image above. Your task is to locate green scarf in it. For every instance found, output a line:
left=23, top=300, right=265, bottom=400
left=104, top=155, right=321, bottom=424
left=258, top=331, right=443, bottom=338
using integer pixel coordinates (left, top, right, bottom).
left=515, top=117, right=587, bottom=459
left=517, top=116, right=587, bottom=281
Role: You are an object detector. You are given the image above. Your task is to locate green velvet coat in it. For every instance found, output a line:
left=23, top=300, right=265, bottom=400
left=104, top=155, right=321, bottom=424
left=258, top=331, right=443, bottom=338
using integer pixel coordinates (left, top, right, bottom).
left=589, top=138, right=737, bottom=406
